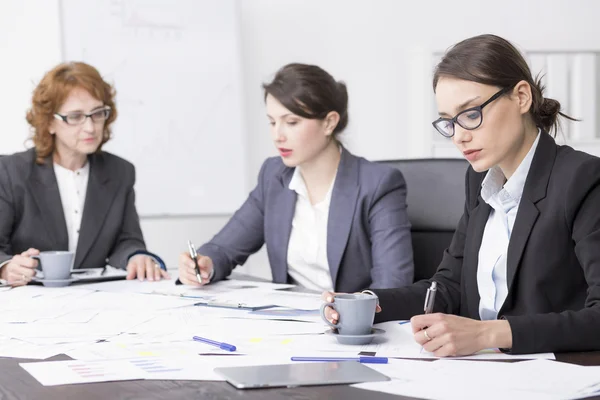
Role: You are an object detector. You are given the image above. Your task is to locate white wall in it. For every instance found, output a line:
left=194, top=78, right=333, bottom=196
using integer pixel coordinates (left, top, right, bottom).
left=239, top=0, right=600, bottom=178
left=1, top=0, right=62, bottom=154
left=4, top=0, right=600, bottom=279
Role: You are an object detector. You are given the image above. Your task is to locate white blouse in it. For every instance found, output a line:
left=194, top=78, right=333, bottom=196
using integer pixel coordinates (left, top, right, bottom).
left=54, top=162, right=90, bottom=253
left=286, top=166, right=337, bottom=291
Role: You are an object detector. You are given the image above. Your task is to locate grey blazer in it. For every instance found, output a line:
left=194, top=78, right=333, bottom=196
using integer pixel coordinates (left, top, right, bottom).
left=200, top=148, right=414, bottom=292
left=0, top=148, right=148, bottom=269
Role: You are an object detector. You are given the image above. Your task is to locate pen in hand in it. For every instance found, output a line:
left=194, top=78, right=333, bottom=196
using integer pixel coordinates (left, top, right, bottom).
left=187, top=240, right=203, bottom=284
left=424, top=281, right=437, bottom=314
left=420, top=281, right=437, bottom=353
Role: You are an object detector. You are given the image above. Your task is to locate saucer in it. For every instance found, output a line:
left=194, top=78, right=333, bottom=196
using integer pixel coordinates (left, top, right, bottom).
left=32, top=276, right=80, bottom=287
left=325, top=328, right=386, bottom=345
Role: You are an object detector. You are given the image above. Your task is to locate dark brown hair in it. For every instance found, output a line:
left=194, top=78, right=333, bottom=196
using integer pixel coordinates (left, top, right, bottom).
left=433, top=34, right=575, bottom=136
left=262, top=63, right=348, bottom=136
left=26, top=62, right=117, bottom=163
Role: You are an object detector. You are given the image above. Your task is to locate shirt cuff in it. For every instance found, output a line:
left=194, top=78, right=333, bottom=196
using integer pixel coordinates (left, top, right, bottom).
left=0, top=260, right=10, bottom=285
left=361, top=290, right=379, bottom=306
left=127, top=250, right=167, bottom=271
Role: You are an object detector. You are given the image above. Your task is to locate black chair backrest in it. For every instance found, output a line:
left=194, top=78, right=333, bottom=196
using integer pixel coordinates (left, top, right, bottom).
left=378, top=158, right=470, bottom=281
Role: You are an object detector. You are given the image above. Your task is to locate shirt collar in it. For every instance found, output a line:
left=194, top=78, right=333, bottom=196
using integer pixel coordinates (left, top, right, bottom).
left=481, top=129, right=541, bottom=204
left=288, top=165, right=337, bottom=207
left=288, top=145, right=342, bottom=202
left=288, top=166, right=308, bottom=199
left=53, top=160, right=90, bottom=177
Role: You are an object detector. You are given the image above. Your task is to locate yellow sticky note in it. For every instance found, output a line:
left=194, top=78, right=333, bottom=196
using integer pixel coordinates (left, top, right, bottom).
left=249, top=338, right=263, bottom=343
left=280, top=339, right=293, bottom=345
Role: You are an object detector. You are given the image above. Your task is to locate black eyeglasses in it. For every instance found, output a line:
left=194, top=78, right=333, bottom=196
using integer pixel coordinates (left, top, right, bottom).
left=432, top=86, right=512, bottom=138
left=54, top=106, right=111, bottom=126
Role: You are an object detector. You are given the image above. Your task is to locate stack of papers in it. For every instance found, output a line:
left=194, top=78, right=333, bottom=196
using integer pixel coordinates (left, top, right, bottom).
left=4, top=277, right=588, bottom=395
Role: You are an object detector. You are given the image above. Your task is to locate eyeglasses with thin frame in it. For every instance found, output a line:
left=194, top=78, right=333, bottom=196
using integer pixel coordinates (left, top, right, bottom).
left=432, top=86, right=513, bottom=138
left=53, top=106, right=111, bottom=126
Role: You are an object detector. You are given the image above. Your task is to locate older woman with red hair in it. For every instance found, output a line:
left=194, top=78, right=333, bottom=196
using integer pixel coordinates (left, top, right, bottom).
left=0, top=62, right=168, bottom=286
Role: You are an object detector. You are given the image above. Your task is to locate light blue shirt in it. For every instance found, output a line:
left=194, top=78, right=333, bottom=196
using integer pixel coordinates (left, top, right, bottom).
left=477, top=131, right=541, bottom=320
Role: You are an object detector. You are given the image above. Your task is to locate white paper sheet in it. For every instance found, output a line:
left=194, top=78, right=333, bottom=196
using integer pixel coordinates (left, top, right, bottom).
left=355, top=359, right=600, bottom=400
left=0, top=337, right=92, bottom=360
left=81, top=276, right=294, bottom=297
left=144, top=306, right=326, bottom=336
left=75, top=276, right=179, bottom=294
left=223, top=307, right=321, bottom=323
left=209, top=289, right=322, bottom=310
left=67, top=341, right=214, bottom=360
left=20, top=359, right=144, bottom=386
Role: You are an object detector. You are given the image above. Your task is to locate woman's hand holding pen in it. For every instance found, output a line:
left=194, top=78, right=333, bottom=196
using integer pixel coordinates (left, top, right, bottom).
left=411, top=313, right=513, bottom=357
left=178, top=252, right=213, bottom=286
left=320, top=291, right=382, bottom=325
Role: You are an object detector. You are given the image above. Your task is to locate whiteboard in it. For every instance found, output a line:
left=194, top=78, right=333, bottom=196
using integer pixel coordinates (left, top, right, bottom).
left=60, top=0, right=246, bottom=216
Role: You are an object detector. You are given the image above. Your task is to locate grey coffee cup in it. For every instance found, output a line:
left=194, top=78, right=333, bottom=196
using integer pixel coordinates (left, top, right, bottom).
left=320, top=293, right=378, bottom=335
left=32, top=251, right=74, bottom=280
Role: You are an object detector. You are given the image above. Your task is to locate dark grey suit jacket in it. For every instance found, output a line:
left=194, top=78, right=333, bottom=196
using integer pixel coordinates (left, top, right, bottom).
left=372, top=132, right=600, bottom=354
left=199, top=148, right=414, bottom=292
left=0, top=148, right=148, bottom=269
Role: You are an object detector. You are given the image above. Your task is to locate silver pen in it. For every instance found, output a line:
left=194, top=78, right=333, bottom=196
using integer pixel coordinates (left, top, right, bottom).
left=187, top=240, right=203, bottom=284
left=424, top=281, right=437, bottom=314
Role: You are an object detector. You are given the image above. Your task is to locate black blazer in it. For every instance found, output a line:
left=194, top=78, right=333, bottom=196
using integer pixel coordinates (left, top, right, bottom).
left=372, top=131, right=600, bottom=354
left=0, top=148, right=148, bottom=269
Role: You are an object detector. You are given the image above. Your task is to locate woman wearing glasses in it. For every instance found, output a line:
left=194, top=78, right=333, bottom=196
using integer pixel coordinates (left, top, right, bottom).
left=0, top=62, right=168, bottom=286
left=323, top=34, right=600, bottom=355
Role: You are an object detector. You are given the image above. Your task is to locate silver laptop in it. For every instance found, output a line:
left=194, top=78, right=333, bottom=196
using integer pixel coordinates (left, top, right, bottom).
left=214, top=361, right=390, bottom=389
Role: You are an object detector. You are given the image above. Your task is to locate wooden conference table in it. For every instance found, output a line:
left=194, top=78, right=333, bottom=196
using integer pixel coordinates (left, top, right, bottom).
left=2, top=352, right=600, bottom=400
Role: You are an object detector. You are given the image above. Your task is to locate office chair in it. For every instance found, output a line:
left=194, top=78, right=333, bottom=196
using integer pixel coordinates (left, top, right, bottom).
left=378, top=158, right=469, bottom=282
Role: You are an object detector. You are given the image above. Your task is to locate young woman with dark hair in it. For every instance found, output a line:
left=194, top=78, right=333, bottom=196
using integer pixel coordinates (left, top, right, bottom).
left=323, top=34, right=600, bottom=356
left=178, top=63, right=414, bottom=292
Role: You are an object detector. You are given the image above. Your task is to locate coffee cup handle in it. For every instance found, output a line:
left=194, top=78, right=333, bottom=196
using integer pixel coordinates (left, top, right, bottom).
left=29, top=255, right=41, bottom=271
left=320, top=302, right=340, bottom=329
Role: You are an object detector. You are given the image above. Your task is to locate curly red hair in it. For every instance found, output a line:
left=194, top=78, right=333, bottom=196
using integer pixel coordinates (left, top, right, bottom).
left=26, top=62, right=117, bottom=164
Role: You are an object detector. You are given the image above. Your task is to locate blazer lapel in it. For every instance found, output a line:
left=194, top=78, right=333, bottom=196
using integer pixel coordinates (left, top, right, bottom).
left=505, top=200, right=539, bottom=291
left=74, top=154, right=118, bottom=268
left=463, top=196, right=491, bottom=318
left=28, top=158, right=69, bottom=250
left=327, top=148, right=359, bottom=289
left=505, top=132, right=556, bottom=292
left=267, top=168, right=297, bottom=283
